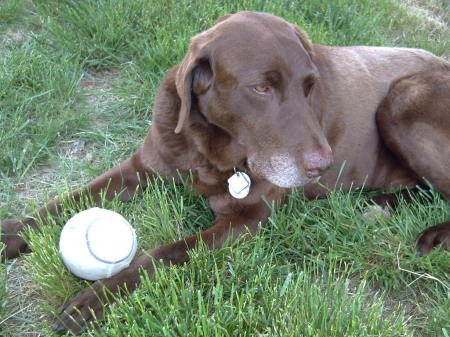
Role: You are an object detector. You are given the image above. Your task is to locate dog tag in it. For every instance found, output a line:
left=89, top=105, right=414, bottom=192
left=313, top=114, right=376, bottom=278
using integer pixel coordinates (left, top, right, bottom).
left=228, top=171, right=251, bottom=199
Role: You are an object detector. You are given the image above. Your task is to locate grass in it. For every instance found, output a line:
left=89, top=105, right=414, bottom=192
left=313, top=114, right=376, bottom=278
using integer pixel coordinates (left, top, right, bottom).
left=0, top=43, right=86, bottom=177
left=0, top=0, right=449, bottom=336
left=0, top=0, right=27, bottom=26
left=100, top=253, right=412, bottom=337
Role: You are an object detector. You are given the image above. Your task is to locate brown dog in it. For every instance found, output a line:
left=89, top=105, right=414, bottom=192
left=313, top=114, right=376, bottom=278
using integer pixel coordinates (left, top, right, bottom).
left=1, top=12, right=449, bottom=334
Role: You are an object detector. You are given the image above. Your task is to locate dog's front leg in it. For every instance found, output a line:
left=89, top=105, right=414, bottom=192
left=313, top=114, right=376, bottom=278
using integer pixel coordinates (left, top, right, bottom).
left=54, top=205, right=270, bottom=335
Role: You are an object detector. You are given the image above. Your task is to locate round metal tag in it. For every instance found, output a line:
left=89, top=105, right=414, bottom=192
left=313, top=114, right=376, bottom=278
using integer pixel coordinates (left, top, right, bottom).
left=228, top=171, right=251, bottom=199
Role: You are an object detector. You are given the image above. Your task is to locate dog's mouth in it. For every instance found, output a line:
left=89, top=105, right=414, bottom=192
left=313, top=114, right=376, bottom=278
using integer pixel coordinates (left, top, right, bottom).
left=246, top=153, right=320, bottom=188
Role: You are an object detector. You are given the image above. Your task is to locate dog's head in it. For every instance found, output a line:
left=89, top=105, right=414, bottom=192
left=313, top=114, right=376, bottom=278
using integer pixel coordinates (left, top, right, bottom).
left=175, top=12, right=332, bottom=188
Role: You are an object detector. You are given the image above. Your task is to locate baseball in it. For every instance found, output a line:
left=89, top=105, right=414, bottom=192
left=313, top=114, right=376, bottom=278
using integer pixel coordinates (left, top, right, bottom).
left=59, top=207, right=137, bottom=281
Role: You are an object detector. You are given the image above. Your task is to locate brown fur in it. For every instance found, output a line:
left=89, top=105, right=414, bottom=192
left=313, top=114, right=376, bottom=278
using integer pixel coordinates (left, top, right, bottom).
left=1, top=12, right=449, bottom=334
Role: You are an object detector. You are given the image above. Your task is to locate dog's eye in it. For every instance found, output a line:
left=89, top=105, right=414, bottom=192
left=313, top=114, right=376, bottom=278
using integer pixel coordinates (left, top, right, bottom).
left=303, top=75, right=315, bottom=97
left=253, top=86, right=271, bottom=94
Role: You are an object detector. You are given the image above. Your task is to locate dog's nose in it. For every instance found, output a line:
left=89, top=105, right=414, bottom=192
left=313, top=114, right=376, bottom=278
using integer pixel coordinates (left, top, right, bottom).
left=303, top=151, right=332, bottom=178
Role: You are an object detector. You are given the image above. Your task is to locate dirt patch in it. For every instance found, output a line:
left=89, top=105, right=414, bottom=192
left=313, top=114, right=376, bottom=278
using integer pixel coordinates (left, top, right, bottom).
left=14, top=140, right=95, bottom=206
left=80, top=71, right=121, bottom=111
left=2, top=29, right=24, bottom=45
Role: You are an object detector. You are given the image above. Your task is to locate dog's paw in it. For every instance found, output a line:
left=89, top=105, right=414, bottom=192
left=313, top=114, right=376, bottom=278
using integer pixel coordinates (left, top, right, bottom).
left=416, top=221, right=450, bottom=256
left=53, top=282, right=108, bottom=335
left=1, top=217, right=32, bottom=260
left=362, top=204, right=391, bottom=223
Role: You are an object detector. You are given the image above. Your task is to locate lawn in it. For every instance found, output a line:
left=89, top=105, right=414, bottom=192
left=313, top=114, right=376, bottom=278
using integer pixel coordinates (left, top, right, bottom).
left=0, top=0, right=449, bottom=336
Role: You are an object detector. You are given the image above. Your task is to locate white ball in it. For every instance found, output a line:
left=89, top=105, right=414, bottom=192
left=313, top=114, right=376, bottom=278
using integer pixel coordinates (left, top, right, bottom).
left=59, top=207, right=137, bottom=281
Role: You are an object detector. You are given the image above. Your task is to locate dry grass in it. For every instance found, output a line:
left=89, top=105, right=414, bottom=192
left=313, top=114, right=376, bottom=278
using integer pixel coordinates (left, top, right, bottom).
left=0, top=259, right=50, bottom=337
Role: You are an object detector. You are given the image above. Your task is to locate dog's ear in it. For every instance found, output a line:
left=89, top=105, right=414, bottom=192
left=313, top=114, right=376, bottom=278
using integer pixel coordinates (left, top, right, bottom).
left=291, top=25, right=314, bottom=59
left=175, top=34, right=214, bottom=134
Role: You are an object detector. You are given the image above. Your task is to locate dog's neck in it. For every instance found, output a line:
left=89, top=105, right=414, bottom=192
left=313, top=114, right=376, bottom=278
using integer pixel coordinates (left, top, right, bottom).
left=188, top=119, right=246, bottom=171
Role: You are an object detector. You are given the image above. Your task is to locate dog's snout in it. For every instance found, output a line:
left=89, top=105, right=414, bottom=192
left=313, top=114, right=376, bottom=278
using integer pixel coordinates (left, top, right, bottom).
left=303, top=151, right=332, bottom=177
